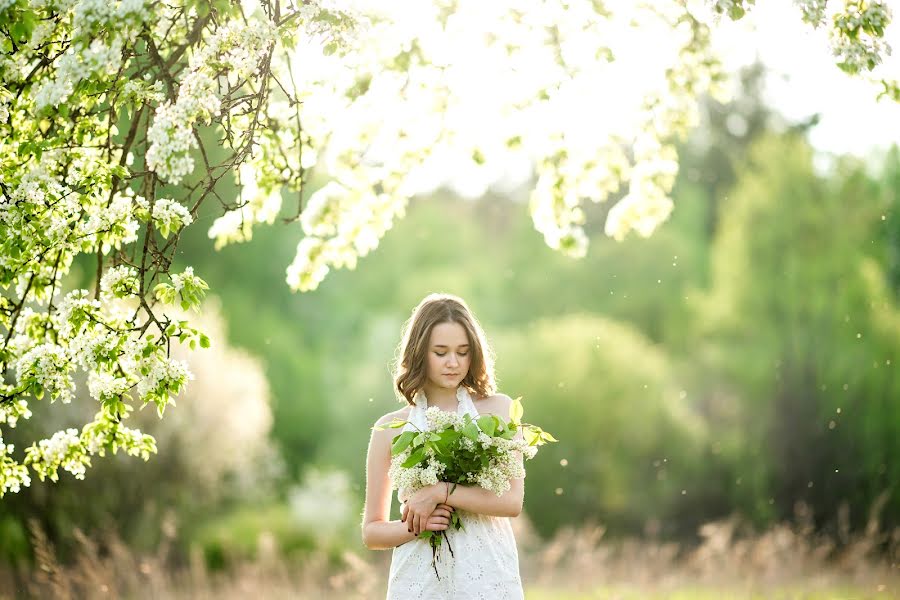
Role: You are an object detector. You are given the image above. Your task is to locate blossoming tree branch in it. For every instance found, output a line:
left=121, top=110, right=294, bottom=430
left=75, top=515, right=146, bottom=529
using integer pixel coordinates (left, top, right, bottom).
left=0, top=0, right=894, bottom=496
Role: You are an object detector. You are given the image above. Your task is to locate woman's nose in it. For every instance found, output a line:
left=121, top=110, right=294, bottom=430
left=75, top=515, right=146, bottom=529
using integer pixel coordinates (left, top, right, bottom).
left=447, top=354, right=459, bottom=366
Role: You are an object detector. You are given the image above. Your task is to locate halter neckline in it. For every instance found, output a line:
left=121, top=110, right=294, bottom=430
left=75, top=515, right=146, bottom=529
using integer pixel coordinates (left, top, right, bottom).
left=414, top=385, right=469, bottom=415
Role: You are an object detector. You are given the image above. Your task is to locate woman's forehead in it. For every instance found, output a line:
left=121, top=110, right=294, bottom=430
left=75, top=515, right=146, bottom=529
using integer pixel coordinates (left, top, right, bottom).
left=429, top=321, right=469, bottom=345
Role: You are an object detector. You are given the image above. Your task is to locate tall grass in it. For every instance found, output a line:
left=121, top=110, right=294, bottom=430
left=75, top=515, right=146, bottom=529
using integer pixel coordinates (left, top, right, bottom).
left=2, top=498, right=898, bottom=599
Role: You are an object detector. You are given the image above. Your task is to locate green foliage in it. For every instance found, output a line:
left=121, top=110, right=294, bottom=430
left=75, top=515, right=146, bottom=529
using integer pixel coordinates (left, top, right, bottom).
left=494, top=314, right=707, bottom=537
left=695, top=133, right=900, bottom=528
left=190, top=503, right=318, bottom=568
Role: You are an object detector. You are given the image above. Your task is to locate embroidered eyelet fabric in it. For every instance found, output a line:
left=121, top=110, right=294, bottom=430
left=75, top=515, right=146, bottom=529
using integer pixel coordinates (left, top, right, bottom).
left=385, top=386, right=524, bottom=599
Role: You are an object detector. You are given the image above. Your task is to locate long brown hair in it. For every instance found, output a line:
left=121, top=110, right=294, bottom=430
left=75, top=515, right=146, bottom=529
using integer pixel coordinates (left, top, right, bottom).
left=393, top=293, right=496, bottom=406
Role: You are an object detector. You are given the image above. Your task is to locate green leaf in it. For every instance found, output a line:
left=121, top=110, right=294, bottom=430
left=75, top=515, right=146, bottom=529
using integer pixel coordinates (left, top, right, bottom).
left=477, top=415, right=496, bottom=436
left=462, top=422, right=480, bottom=442
left=391, top=431, right=416, bottom=456
left=510, top=396, right=524, bottom=424
left=402, top=447, right=426, bottom=468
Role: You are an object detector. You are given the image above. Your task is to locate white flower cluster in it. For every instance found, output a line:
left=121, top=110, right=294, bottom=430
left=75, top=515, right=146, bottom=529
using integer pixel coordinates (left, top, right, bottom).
left=56, top=289, right=101, bottom=338
left=300, top=181, right=347, bottom=237
left=389, top=448, right=448, bottom=503
left=145, top=101, right=198, bottom=182
left=207, top=161, right=283, bottom=248
left=31, top=4, right=137, bottom=111
left=0, top=399, right=33, bottom=428
left=530, top=142, right=629, bottom=258
left=31, top=77, right=73, bottom=110
left=830, top=1, right=893, bottom=75
left=16, top=343, right=75, bottom=404
left=473, top=435, right=536, bottom=496
left=297, top=0, right=364, bottom=50
left=795, top=0, right=828, bottom=27
left=121, top=79, right=164, bottom=105
left=81, top=416, right=153, bottom=459
left=82, top=191, right=140, bottom=253
left=99, top=265, right=139, bottom=299
left=135, top=354, right=192, bottom=399
left=7, top=158, right=66, bottom=218
left=0, top=436, right=31, bottom=494
left=59, top=37, right=123, bottom=81
left=68, top=328, right=122, bottom=371
left=146, top=18, right=276, bottom=183
left=70, top=0, right=148, bottom=29
left=171, top=265, right=199, bottom=293
left=606, top=184, right=675, bottom=241
left=424, top=406, right=466, bottom=431
left=26, top=428, right=88, bottom=480
left=87, top=370, right=131, bottom=403
left=285, top=189, right=407, bottom=292
left=151, top=198, right=193, bottom=233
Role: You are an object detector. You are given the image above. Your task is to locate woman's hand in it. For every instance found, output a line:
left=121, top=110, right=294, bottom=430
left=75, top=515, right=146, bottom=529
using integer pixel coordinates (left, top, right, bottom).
left=423, top=503, right=455, bottom=532
left=401, top=483, right=447, bottom=535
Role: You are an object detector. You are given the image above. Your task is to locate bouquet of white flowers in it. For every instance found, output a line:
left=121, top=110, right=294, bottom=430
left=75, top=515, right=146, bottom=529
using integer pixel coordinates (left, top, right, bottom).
left=384, top=396, right=555, bottom=576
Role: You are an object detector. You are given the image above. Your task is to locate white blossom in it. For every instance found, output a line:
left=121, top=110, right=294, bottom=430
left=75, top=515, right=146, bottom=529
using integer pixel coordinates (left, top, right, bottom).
left=146, top=18, right=276, bottom=183
left=87, top=370, right=131, bottom=402
left=16, top=343, right=75, bottom=404
left=100, top=265, right=139, bottom=299
left=136, top=354, right=193, bottom=399
left=171, top=266, right=197, bottom=292
left=0, top=399, right=32, bottom=428
left=28, top=428, right=88, bottom=480
left=151, top=198, right=193, bottom=232
left=0, top=435, right=31, bottom=494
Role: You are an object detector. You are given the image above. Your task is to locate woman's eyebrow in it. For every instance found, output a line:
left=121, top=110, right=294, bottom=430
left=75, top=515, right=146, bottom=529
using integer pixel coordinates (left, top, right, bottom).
left=433, top=344, right=470, bottom=348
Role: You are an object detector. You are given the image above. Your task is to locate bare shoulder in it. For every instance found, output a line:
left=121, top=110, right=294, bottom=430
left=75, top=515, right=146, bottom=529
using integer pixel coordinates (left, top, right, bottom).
left=371, top=405, right=413, bottom=439
left=473, top=392, right=514, bottom=420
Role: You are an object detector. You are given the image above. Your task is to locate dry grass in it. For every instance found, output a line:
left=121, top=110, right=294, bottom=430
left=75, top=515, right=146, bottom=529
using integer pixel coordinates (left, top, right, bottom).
left=2, top=499, right=899, bottom=599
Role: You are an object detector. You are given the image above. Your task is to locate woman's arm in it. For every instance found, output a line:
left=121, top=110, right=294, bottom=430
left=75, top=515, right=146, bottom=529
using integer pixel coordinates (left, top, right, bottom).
left=361, top=413, right=454, bottom=549
left=446, top=477, right=524, bottom=517
left=402, top=477, right=524, bottom=530
left=361, top=413, right=417, bottom=549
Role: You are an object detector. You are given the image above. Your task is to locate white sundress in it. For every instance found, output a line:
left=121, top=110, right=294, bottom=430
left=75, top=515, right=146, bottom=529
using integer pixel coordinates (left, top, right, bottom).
left=385, top=386, right=525, bottom=600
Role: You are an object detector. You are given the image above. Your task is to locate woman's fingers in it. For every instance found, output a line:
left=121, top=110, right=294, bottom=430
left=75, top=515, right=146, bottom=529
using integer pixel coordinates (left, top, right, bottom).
left=406, top=500, right=453, bottom=535
left=425, top=515, right=450, bottom=531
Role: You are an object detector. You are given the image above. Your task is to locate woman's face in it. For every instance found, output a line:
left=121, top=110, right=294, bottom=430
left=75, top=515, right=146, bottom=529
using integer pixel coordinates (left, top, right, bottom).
left=425, top=321, right=471, bottom=390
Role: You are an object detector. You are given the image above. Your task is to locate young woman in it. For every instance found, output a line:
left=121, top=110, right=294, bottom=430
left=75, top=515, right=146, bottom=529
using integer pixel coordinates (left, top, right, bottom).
left=362, top=293, right=526, bottom=599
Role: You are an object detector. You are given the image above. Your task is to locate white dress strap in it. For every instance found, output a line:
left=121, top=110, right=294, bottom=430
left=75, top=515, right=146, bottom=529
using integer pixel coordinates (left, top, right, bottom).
left=456, top=386, right=480, bottom=419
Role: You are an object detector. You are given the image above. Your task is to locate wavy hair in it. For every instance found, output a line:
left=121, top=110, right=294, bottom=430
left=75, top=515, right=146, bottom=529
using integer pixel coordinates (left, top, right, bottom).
left=393, top=293, right=496, bottom=406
